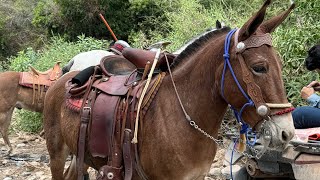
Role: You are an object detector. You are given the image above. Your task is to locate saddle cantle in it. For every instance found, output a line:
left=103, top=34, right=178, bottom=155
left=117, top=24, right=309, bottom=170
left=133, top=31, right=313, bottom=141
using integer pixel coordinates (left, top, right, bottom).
left=65, top=55, right=166, bottom=180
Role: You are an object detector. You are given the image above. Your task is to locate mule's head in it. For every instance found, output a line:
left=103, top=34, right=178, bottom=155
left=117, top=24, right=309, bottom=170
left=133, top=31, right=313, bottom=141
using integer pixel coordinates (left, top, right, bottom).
left=221, top=0, right=295, bottom=150
left=305, top=44, right=320, bottom=71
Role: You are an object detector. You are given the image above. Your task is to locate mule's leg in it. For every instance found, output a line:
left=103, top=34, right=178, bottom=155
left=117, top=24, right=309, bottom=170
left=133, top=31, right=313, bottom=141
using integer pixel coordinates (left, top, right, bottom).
left=44, top=119, right=70, bottom=180
left=47, top=142, right=70, bottom=180
left=0, top=107, right=14, bottom=154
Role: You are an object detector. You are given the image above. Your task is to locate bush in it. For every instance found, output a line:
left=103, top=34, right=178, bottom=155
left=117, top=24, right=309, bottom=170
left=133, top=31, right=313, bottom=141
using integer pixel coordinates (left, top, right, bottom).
left=32, top=0, right=179, bottom=42
left=11, top=110, right=42, bottom=133
left=0, top=0, right=47, bottom=64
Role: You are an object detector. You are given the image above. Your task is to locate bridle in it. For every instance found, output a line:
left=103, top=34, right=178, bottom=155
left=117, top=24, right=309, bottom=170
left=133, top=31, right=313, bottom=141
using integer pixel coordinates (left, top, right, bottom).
left=159, top=28, right=294, bottom=160
left=221, top=28, right=293, bottom=145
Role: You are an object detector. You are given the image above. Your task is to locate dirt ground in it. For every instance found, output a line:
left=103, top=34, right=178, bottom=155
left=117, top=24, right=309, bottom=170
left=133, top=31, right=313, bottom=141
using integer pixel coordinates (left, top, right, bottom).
left=0, top=132, right=96, bottom=180
left=0, top=132, right=233, bottom=180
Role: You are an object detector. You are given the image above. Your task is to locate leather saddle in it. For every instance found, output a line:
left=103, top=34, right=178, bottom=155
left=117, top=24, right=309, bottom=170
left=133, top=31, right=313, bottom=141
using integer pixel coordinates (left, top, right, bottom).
left=122, top=47, right=176, bottom=70
left=66, top=55, right=166, bottom=180
left=19, top=62, right=62, bottom=88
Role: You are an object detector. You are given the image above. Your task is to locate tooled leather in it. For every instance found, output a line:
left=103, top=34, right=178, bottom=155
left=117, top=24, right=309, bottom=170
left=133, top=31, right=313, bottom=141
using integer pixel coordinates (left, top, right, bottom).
left=235, top=32, right=273, bottom=107
left=238, top=55, right=265, bottom=107
left=236, top=33, right=272, bottom=53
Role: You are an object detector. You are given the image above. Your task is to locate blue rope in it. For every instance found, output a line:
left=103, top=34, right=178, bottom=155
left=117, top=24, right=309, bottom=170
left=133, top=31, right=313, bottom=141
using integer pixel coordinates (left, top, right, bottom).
left=246, top=128, right=258, bottom=146
left=221, top=29, right=255, bottom=134
left=221, top=29, right=259, bottom=152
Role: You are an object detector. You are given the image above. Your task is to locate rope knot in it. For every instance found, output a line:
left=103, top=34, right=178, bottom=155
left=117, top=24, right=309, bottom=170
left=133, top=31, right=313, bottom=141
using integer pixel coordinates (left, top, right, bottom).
left=240, top=123, right=249, bottom=134
left=223, top=53, right=230, bottom=59
left=248, top=99, right=255, bottom=106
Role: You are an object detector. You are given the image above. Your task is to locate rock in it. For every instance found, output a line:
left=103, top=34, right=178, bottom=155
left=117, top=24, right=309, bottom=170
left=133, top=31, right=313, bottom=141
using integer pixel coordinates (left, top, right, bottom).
left=16, top=161, right=25, bottom=166
left=40, top=155, right=48, bottom=163
left=35, top=171, right=45, bottom=177
left=221, top=165, right=241, bottom=179
left=3, top=177, right=13, bottom=180
left=39, top=175, right=51, bottom=180
left=25, top=165, right=36, bottom=172
left=16, top=143, right=26, bottom=148
left=2, top=159, right=9, bottom=165
left=21, top=171, right=32, bottom=176
left=204, top=177, right=214, bottom=180
left=26, top=176, right=37, bottom=180
left=208, top=167, right=221, bottom=176
left=29, top=161, right=40, bottom=166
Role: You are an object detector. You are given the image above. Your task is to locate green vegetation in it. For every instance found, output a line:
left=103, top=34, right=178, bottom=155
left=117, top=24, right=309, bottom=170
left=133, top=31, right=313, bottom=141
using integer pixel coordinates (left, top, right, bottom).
left=2, top=0, right=319, bottom=132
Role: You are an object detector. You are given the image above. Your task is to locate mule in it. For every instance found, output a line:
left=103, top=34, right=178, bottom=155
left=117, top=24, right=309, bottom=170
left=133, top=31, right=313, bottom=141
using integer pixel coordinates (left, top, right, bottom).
left=43, top=0, right=296, bottom=179
left=0, top=62, right=61, bottom=153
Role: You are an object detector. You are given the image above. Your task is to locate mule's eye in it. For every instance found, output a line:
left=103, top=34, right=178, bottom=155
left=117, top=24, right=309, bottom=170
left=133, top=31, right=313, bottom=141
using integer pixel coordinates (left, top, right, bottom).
left=252, top=66, right=267, bottom=74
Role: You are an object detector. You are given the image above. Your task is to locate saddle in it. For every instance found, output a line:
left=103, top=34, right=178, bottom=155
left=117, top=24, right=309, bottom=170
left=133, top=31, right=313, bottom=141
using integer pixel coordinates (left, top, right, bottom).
left=66, top=55, right=166, bottom=180
left=122, top=47, right=176, bottom=70
left=19, top=62, right=62, bottom=103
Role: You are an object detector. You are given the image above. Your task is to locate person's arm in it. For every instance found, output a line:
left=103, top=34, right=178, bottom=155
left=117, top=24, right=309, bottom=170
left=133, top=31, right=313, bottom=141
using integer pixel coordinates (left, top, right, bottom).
left=307, top=81, right=320, bottom=91
left=307, top=94, right=320, bottom=108
left=300, top=86, right=320, bottom=108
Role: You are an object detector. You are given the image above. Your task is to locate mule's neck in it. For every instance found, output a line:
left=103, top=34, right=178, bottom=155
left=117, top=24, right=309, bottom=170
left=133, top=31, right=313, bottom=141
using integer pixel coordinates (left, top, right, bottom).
left=165, top=34, right=229, bottom=135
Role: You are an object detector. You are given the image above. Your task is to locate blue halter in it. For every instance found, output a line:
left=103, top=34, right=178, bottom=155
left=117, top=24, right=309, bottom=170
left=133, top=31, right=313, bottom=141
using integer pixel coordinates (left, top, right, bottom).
left=220, top=29, right=255, bottom=135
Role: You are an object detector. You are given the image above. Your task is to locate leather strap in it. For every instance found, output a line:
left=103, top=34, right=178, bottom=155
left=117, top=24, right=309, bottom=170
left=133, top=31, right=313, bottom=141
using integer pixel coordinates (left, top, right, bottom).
left=237, top=54, right=265, bottom=107
left=123, top=129, right=133, bottom=180
left=77, top=67, right=99, bottom=180
left=77, top=103, right=91, bottom=180
left=234, top=31, right=273, bottom=107
left=134, top=143, right=149, bottom=180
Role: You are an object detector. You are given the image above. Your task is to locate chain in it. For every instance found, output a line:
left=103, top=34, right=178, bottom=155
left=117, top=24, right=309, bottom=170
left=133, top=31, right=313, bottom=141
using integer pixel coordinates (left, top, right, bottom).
left=190, top=119, right=268, bottom=159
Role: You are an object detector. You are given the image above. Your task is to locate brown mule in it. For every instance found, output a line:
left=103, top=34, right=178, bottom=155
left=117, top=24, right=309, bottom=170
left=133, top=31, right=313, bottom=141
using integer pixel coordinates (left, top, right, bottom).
left=0, top=62, right=62, bottom=154
left=43, top=1, right=296, bottom=179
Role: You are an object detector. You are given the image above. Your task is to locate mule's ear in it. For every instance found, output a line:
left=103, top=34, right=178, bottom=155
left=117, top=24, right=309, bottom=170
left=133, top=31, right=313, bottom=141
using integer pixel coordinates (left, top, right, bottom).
left=216, top=20, right=222, bottom=29
left=238, top=0, right=271, bottom=41
left=260, top=2, right=295, bottom=33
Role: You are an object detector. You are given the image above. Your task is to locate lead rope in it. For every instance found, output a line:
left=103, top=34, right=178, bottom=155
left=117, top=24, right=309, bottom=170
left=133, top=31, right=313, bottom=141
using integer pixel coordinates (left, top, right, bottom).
left=132, top=49, right=161, bottom=144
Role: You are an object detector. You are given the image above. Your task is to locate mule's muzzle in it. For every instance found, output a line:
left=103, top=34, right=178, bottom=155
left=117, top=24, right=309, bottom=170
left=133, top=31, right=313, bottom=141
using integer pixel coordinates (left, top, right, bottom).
left=261, top=114, right=295, bottom=151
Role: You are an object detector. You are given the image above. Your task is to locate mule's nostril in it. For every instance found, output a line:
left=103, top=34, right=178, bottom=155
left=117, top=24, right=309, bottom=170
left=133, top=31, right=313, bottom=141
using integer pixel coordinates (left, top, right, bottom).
left=282, top=131, right=289, bottom=142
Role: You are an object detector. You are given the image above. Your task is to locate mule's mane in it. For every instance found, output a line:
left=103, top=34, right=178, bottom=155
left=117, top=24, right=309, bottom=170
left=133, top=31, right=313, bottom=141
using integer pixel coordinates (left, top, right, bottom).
left=171, top=26, right=231, bottom=68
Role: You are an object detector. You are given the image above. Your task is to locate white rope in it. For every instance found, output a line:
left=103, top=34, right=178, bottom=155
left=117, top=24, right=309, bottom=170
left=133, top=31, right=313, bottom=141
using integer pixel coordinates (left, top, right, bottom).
left=265, top=103, right=292, bottom=108
left=132, top=49, right=161, bottom=144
